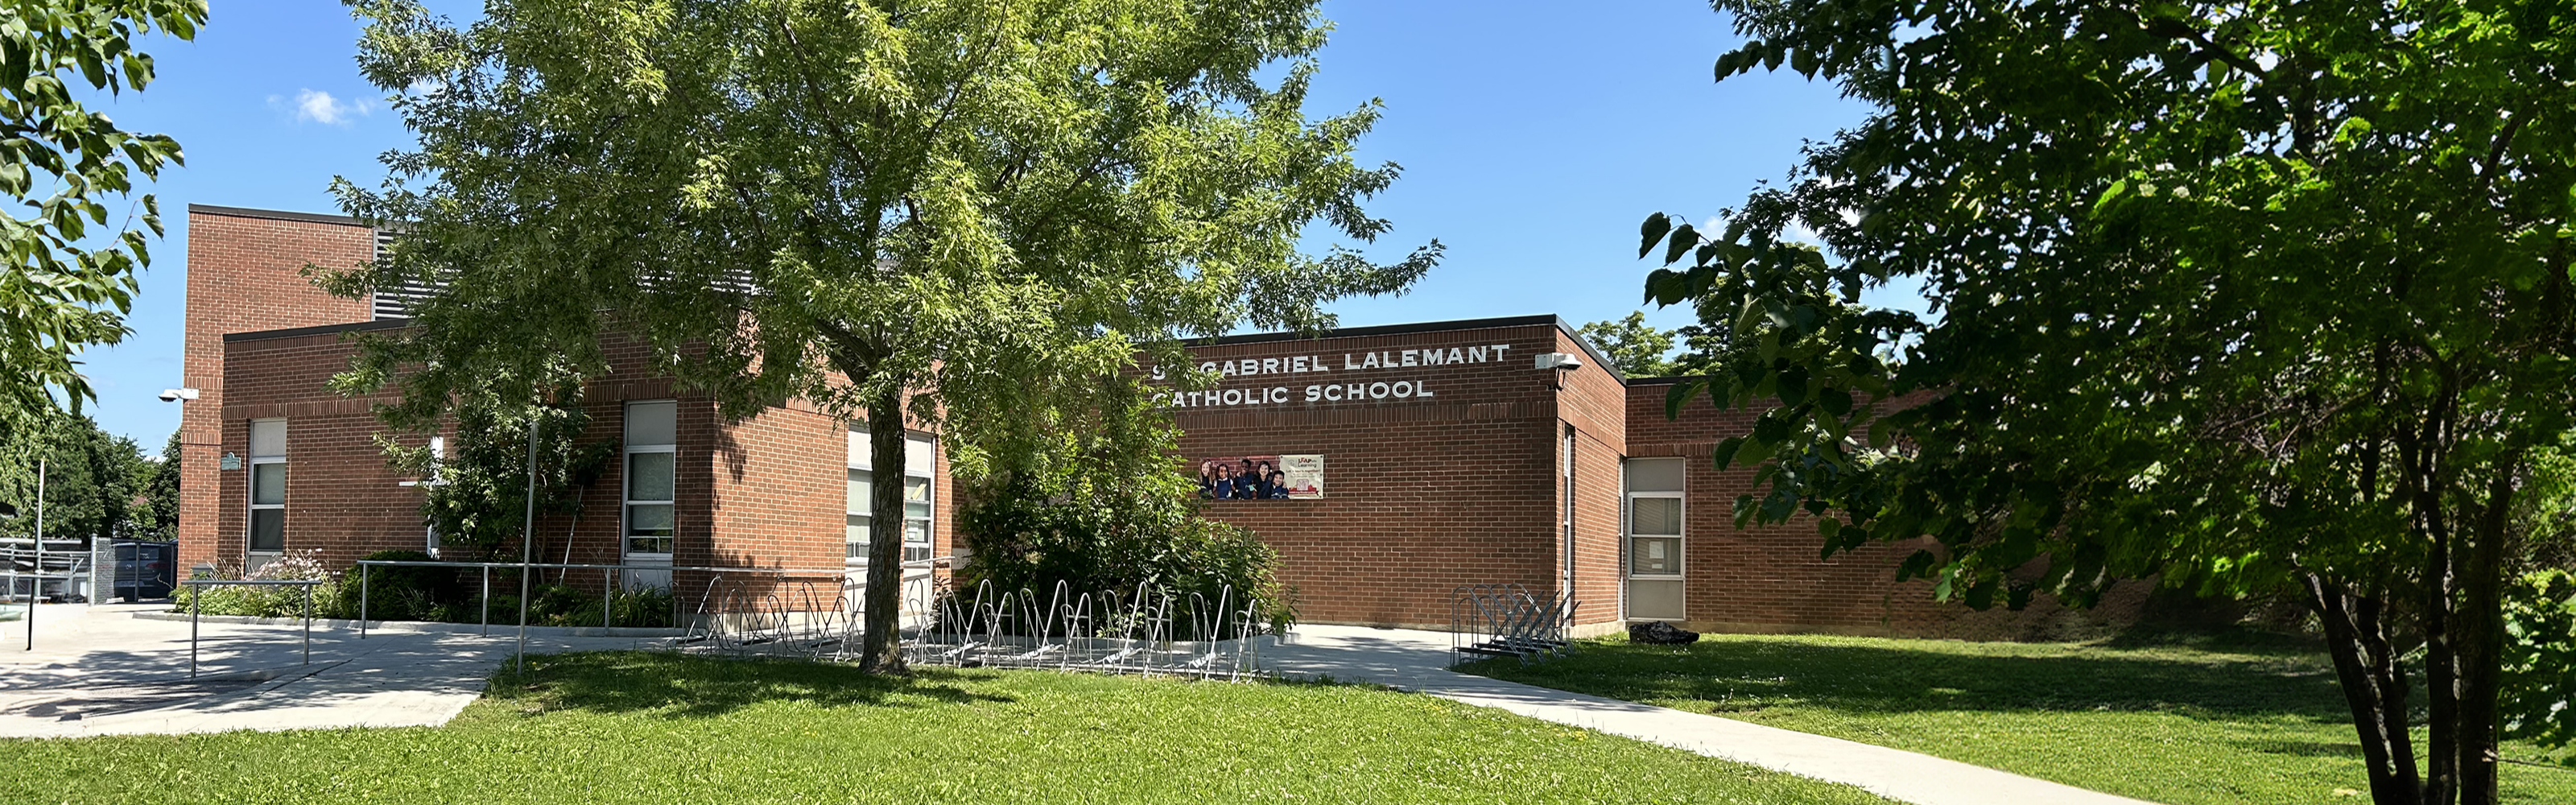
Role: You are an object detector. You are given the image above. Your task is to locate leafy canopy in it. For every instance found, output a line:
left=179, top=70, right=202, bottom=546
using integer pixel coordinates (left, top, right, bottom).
left=1640, top=1, right=2573, bottom=802
left=0, top=0, right=200, bottom=453
left=1576, top=312, right=1681, bottom=378
left=326, top=0, right=1433, bottom=671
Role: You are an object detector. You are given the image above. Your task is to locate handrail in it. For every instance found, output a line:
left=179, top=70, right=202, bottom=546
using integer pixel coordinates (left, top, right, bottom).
left=354, top=559, right=855, bottom=575
left=178, top=578, right=320, bottom=677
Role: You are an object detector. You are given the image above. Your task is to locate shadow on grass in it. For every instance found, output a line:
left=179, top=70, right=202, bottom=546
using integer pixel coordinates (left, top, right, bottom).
left=2231, top=737, right=2363, bottom=758
left=1463, top=638, right=2350, bottom=724
left=483, top=651, right=1016, bottom=720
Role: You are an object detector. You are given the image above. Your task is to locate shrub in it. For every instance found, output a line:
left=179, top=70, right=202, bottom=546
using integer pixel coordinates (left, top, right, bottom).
left=2504, top=569, right=2576, bottom=760
left=958, top=481, right=1291, bottom=639
left=515, top=583, right=674, bottom=628
left=329, top=549, right=460, bottom=621
left=174, top=550, right=340, bottom=618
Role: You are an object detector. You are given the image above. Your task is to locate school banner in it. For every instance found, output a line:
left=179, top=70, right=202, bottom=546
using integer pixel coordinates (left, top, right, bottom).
left=1195, top=454, right=1322, bottom=500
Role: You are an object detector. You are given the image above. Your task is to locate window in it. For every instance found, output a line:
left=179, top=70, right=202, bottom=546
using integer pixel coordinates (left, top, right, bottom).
left=624, top=401, right=678, bottom=557
left=1624, top=458, right=1687, bottom=621
left=1629, top=497, right=1683, bottom=576
left=847, top=429, right=935, bottom=564
left=1624, top=459, right=1686, bottom=577
left=247, top=419, right=287, bottom=553
left=423, top=436, right=444, bottom=557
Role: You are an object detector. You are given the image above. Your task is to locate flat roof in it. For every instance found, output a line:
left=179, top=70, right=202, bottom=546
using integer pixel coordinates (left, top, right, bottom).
left=223, top=318, right=407, bottom=343
left=226, top=313, right=1634, bottom=378
left=188, top=203, right=368, bottom=227
left=1198, top=314, right=1623, bottom=380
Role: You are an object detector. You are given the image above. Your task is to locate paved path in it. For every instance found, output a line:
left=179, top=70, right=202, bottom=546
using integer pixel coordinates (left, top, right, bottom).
left=0, top=603, right=641, bottom=738
left=1263, top=624, right=2159, bottom=805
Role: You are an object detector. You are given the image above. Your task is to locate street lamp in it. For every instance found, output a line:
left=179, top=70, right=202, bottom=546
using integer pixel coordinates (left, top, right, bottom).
left=158, top=387, right=199, bottom=402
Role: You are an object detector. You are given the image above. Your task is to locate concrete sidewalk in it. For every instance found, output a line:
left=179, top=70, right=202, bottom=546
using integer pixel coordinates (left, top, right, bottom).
left=0, top=603, right=642, bottom=738
left=1264, top=624, right=2158, bottom=805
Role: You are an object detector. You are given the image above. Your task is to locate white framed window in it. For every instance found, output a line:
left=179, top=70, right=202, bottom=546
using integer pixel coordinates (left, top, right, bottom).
left=1624, top=457, right=1687, bottom=621
left=848, top=429, right=935, bottom=565
left=623, top=401, right=678, bottom=558
left=424, top=436, right=444, bottom=557
left=247, top=419, right=287, bottom=555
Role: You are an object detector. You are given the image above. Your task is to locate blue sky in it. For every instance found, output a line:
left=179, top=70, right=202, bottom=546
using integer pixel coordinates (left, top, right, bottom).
left=76, top=0, right=1874, bottom=447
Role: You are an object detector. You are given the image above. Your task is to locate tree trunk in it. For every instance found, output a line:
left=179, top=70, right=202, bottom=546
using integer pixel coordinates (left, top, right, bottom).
left=2454, top=462, right=2519, bottom=805
left=857, top=383, right=909, bottom=674
left=2307, top=574, right=2422, bottom=805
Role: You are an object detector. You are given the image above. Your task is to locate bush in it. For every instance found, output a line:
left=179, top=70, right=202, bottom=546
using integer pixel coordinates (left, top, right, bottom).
left=173, top=550, right=341, bottom=618
left=331, top=549, right=459, bottom=621
left=958, top=481, right=1291, bottom=639
left=172, top=550, right=677, bottom=629
left=515, top=583, right=675, bottom=628
left=2504, top=569, right=2576, bottom=760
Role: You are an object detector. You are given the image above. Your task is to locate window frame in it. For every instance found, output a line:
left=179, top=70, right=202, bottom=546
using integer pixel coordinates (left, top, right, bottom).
left=1624, top=492, right=1686, bottom=579
left=847, top=430, right=935, bottom=567
left=246, top=419, right=287, bottom=555
left=621, top=400, right=679, bottom=559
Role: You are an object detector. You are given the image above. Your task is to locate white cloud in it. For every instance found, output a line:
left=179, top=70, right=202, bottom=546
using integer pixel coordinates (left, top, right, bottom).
left=270, top=89, right=370, bottom=126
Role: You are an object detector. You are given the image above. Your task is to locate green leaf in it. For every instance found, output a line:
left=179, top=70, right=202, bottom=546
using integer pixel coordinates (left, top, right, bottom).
left=1662, top=223, right=1699, bottom=266
left=1711, top=436, right=1746, bottom=469
left=1638, top=213, right=1671, bottom=259
left=1665, top=378, right=1706, bottom=419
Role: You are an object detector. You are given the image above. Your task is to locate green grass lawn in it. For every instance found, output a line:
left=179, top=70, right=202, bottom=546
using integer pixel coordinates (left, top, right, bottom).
left=6, top=651, right=1897, bottom=804
left=1463, top=633, right=2576, bottom=805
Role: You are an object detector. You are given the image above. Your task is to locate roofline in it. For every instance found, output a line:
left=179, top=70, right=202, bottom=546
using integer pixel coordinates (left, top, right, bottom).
left=223, top=318, right=408, bottom=343
left=1620, top=374, right=1701, bottom=386
left=188, top=204, right=368, bottom=228
left=223, top=312, right=1632, bottom=378
left=1190, top=314, right=1625, bottom=381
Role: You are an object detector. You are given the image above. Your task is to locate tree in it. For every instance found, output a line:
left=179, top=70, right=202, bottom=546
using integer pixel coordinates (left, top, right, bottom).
left=0, top=412, right=153, bottom=543
left=1575, top=312, right=1679, bottom=377
left=326, top=0, right=1435, bottom=673
left=371, top=370, right=616, bottom=560
left=0, top=1, right=200, bottom=455
left=1638, top=2, right=2574, bottom=803
left=138, top=428, right=177, bottom=539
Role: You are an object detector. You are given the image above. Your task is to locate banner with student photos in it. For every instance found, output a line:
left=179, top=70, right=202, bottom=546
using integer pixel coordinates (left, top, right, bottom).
left=1195, top=454, right=1322, bottom=500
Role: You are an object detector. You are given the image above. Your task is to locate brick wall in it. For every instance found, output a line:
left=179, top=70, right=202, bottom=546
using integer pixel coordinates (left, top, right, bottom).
left=1171, top=319, right=1600, bottom=629
left=214, top=328, right=423, bottom=569
left=180, top=207, right=379, bottom=571
left=1553, top=328, right=1629, bottom=629
left=212, top=315, right=958, bottom=617
left=1626, top=381, right=2143, bottom=639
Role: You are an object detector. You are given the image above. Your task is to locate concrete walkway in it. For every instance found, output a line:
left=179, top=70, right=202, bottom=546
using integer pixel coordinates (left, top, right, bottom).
left=0, top=603, right=642, bottom=738
left=1264, top=624, right=2157, bottom=805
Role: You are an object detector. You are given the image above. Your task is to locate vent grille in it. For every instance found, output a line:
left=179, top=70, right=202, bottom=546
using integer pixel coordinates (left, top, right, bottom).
left=370, top=229, right=440, bottom=320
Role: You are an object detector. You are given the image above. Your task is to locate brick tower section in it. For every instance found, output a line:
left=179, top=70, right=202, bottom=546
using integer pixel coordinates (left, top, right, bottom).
left=1170, top=317, right=1624, bottom=630
left=177, top=206, right=377, bottom=572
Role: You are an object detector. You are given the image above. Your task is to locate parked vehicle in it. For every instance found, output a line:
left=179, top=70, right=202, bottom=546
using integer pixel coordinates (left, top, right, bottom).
left=114, top=540, right=178, bottom=601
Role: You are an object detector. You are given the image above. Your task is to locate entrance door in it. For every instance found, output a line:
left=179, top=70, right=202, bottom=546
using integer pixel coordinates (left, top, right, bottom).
left=1624, top=458, right=1686, bottom=621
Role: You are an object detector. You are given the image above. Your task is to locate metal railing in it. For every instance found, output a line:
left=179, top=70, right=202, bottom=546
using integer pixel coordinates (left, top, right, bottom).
left=179, top=578, right=319, bottom=678
left=352, top=557, right=941, bottom=670
left=6, top=551, right=91, bottom=650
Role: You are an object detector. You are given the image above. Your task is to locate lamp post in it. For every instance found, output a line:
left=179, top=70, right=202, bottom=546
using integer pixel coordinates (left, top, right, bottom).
left=518, top=414, right=537, bottom=675
left=155, top=387, right=198, bottom=605
left=25, top=458, right=40, bottom=650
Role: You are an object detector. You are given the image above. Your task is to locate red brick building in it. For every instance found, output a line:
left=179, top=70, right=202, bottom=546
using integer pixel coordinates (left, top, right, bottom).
left=180, top=204, right=2139, bottom=638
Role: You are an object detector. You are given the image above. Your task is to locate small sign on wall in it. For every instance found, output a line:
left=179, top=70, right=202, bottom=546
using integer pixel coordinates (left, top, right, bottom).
left=1195, top=453, right=1323, bottom=500
left=219, top=452, right=241, bottom=470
